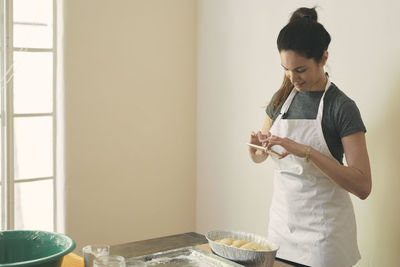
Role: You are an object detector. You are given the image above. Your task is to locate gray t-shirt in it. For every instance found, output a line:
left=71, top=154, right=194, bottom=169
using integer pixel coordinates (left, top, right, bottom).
left=266, top=82, right=366, bottom=165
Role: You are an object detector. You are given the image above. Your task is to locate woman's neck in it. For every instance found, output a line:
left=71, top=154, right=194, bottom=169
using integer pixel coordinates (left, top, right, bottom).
left=309, top=73, right=328, bottom=92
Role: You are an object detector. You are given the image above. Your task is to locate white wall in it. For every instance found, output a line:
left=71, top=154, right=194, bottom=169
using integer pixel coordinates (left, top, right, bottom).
left=196, top=1, right=400, bottom=266
left=64, top=0, right=197, bottom=250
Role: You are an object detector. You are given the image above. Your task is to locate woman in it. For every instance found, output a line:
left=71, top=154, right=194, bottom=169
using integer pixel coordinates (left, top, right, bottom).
left=249, top=7, right=371, bottom=267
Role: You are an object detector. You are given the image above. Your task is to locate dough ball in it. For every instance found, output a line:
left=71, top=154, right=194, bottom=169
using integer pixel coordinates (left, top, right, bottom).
left=231, top=239, right=249, bottom=248
left=215, top=238, right=234, bottom=246
left=240, top=242, right=270, bottom=251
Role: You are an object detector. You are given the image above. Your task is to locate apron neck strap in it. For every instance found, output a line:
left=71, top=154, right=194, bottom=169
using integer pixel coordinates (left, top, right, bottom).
left=316, top=79, right=331, bottom=121
left=280, top=88, right=297, bottom=115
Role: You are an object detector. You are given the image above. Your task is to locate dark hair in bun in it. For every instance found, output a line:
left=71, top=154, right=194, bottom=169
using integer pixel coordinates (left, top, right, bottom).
left=289, top=7, right=318, bottom=23
left=277, top=7, right=330, bottom=63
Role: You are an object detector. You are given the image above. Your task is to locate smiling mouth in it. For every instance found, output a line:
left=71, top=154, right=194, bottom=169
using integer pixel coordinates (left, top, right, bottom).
left=294, top=82, right=305, bottom=87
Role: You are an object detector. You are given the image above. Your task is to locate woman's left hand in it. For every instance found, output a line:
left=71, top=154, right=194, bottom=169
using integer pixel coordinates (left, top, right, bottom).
left=266, top=135, right=307, bottom=159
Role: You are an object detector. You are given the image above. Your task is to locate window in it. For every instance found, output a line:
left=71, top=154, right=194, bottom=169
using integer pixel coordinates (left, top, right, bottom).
left=0, top=0, right=63, bottom=232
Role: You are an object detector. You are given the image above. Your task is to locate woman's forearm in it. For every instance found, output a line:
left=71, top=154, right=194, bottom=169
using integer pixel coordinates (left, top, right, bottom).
left=308, top=147, right=371, bottom=200
left=266, top=132, right=372, bottom=200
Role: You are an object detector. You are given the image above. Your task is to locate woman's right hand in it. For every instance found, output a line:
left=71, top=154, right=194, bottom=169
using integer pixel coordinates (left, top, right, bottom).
left=258, top=131, right=270, bottom=147
left=249, top=116, right=273, bottom=163
left=249, top=131, right=270, bottom=154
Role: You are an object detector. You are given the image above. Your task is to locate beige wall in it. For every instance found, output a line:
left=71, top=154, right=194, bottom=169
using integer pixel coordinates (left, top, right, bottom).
left=64, top=0, right=197, bottom=250
left=197, top=1, right=400, bottom=267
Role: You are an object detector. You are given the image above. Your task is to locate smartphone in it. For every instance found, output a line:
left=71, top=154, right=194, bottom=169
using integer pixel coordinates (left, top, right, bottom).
left=246, top=143, right=282, bottom=157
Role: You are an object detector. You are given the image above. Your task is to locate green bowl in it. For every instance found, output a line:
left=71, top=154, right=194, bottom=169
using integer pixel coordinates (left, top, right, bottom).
left=0, top=230, right=76, bottom=267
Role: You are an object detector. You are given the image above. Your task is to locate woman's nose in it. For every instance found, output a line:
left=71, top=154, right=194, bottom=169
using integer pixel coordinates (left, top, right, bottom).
left=286, top=71, right=297, bottom=83
left=290, top=72, right=301, bottom=83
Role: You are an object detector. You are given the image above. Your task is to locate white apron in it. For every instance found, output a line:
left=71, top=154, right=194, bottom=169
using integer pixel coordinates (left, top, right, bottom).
left=267, top=81, right=361, bottom=267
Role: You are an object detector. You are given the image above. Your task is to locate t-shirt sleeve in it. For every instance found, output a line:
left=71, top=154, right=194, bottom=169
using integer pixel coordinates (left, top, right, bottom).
left=335, top=100, right=366, bottom=138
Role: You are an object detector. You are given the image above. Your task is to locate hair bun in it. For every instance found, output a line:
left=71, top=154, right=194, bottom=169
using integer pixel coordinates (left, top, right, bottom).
left=289, top=7, right=318, bottom=23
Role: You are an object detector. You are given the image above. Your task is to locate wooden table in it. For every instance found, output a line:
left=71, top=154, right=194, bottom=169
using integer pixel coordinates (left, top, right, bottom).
left=108, top=232, right=293, bottom=266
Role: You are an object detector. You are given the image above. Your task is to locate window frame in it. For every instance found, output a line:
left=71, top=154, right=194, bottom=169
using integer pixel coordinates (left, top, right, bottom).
left=0, top=0, right=62, bottom=232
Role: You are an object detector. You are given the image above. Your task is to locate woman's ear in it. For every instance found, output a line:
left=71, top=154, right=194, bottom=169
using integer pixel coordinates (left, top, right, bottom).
left=320, top=50, right=329, bottom=66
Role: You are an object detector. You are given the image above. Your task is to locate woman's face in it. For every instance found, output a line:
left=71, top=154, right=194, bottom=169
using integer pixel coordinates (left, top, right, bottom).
left=280, top=50, right=327, bottom=92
